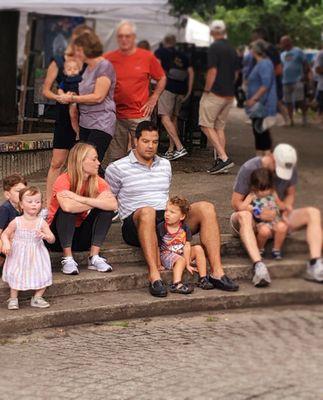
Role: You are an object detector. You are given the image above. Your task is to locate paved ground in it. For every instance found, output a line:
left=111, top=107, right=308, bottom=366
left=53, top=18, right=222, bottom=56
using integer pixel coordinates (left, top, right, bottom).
left=1, top=305, right=323, bottom=400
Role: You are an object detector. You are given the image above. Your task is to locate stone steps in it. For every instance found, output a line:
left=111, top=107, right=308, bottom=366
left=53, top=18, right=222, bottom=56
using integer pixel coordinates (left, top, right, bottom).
left=1, top=279, right=323, bottom=335
left=48, top=232, right=309, bottom=267
left=0, top=257, right=308, bottom=303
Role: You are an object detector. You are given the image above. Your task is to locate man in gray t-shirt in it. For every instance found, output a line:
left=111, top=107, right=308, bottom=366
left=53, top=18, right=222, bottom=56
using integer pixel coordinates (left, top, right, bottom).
left=231, top=144, right=323, bottom=286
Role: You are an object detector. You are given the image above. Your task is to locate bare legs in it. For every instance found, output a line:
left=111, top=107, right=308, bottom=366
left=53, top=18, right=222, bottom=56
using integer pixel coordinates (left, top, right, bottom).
left=288, top=207, right=322, bottom=259
left=187, top=201, right=224, bottom=278
left=171, top=245, right=207, bottom=284
left=133, top=207, right=161, bottom=283
left=132, top=203, right=225, bottom=282
left=161, top=115, right=184, bottom=151
left=10, top=287, right=46, bottom=299
left=46, top=149, right=69, bottom=208
left=256, top=221, right=288, bottom=251
left=233, top=207, right=322, bottom=261
left=231, top=211, right=262, bottom=263
left=201, top=126, right=227, bottom=160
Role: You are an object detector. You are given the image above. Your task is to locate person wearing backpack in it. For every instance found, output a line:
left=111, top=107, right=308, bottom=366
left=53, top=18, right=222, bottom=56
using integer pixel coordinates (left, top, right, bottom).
left=155, top=35, right=194, bottom=160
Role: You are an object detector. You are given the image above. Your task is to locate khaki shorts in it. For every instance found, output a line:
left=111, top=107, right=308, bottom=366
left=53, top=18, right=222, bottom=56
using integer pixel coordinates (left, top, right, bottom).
left=105, top=117, right=148, bottom=164
left=229, top=212, right=256, bottom=237
left=283, top=81, right=305, bottom=104
left=199, top=92, right=234, bottom=130
left=230, top=211, right=292, bottom=238
left=158, top=90, right=184, bottom=117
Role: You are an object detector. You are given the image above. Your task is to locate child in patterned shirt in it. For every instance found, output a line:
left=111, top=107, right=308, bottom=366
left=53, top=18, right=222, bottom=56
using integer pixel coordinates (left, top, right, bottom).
left=240, top=168, right=289, bottom=259
left=157, top=196, right=214, bottom=294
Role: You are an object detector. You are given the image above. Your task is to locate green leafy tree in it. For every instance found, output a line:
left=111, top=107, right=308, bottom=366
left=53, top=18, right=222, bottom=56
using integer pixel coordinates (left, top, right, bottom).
left=169, top=0, right=323, bottom=47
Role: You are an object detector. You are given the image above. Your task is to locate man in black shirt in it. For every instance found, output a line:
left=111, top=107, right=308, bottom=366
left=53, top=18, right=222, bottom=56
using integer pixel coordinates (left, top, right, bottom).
left=155, top=35, right=194, bottom=160
left=199, top=20, right=238, bottom=174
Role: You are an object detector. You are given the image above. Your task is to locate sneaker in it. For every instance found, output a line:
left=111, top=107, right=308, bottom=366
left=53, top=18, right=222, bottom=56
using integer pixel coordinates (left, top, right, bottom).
left=112, top=210, right=120, bottom=223
left=197, top=276, right=214, bottom=290
left=88, top=255, right=113, bottom=272
left=208, top=158, right=234, bottom=174
left=7, top=298, right=19, bottom=310
left=161, top=150, right=174, bottom=160
left=253, top=261, right=271, bottom=287
left=208, top=274, right=239, bottom=291
left=149, top=279, right=168, bottom=297
left=61, top=256, right=79, bottom=275
left=272, top=249, right=283, bottom=260
left=31, top=296, right=50, bottom=308
left=305, top=258, right=323, bottom=283
left=169, top=147, right=188, bottom=160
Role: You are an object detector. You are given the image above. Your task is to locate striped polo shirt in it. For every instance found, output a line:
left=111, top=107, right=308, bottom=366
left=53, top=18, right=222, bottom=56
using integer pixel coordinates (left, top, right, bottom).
left=105, top=150, right=172, bottom=220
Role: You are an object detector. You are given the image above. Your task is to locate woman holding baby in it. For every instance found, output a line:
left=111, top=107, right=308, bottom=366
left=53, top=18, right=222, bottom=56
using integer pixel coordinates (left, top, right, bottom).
left=43, top=25, right=116, bottom=206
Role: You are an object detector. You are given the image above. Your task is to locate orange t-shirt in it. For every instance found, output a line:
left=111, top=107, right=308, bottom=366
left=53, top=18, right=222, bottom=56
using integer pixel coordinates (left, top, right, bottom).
left=48, top=173, right=109, bottom=227
left=104, top=48, right=165, bottom=119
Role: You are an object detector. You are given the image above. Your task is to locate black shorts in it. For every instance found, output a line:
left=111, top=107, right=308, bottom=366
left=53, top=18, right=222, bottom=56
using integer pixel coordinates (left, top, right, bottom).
left=79, top=127, right=113, bottom=163
left=122, top=210, right=165, bottom=247
left=317, top=91, right=323, bottom=113
left=53, top=103, right=77, bottom=150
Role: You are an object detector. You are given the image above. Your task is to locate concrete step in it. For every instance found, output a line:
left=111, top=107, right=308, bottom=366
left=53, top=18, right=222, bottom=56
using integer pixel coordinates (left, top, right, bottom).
left=1, top=278, right=323, bottom=335
left=48, top=230, right=309, bottom=268
left=0, top=256, right=308, bottom=302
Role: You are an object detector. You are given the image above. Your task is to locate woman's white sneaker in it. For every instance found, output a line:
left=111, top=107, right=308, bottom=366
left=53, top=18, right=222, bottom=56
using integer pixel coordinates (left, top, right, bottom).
left=88, top=255, right=113, bottom=272
left=61, top=257, right=79, bottom=275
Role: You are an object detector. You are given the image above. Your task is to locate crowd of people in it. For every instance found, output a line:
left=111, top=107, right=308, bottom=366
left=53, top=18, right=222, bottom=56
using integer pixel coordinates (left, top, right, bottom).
left=0, top=19, right=322, bottom=309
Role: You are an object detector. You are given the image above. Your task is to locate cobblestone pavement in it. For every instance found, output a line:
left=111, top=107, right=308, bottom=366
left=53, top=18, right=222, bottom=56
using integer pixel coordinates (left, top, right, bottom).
left=1, top=305, right=323, bottom=400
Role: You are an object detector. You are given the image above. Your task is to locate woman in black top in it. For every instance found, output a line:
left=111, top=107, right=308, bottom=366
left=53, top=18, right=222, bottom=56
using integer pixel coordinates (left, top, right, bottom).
left=42, top=24, right=92, bottom=208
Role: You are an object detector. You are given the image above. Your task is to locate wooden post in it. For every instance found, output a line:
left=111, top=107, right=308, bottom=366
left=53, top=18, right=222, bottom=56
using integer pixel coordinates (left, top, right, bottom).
left=0, top=11, right=19, bottom=131
left=17, top=13, right=33, bottom=134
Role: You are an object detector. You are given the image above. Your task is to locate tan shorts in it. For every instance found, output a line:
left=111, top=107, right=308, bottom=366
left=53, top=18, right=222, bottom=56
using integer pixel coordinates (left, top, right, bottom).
left=105, top=117, right=148, bottom=164
left=229, top=212, right=256, bottom=237
left=230, top=211, right=292, bottom=238
left=199, top=92, right=234, bottom=130
left=158, top=90, right=184, bottom=117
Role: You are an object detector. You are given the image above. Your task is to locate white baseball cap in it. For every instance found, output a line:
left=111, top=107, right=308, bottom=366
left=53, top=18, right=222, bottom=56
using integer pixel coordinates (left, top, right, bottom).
left=273, top=143, right=297, bottom=180
left=210, top=20, right=226, bottom=32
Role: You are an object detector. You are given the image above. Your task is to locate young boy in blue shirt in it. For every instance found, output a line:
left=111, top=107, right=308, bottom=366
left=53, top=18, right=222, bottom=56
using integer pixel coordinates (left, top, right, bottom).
left=0, top=174, right=27, bottom=261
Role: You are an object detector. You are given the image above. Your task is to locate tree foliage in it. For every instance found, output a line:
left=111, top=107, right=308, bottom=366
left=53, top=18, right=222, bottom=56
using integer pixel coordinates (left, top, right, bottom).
left=169, top=0, right=323, bottom=47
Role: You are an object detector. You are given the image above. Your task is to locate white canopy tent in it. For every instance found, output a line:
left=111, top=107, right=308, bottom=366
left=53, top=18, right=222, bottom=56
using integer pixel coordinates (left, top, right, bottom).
left=0, top=1, right=211, bottom=66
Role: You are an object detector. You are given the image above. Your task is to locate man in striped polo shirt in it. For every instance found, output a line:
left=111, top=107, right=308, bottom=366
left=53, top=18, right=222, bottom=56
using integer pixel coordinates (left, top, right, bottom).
left=105, top=121, right=239, bottom=297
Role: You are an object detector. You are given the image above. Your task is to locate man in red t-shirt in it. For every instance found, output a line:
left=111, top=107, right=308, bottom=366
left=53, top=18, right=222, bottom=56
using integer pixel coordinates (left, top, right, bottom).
left=104, top=20, right=166, bottom=163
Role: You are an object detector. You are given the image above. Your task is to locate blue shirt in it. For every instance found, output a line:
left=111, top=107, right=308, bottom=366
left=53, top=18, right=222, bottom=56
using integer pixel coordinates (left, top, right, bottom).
left=0, top=200, right=20, bottom=230
left=247, top=59, right=277, bottom=116
left=281, top=47, right=305, bottom=85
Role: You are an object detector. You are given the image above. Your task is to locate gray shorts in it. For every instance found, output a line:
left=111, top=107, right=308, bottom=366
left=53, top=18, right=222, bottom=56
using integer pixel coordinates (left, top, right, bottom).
left=283, top=81, right=305, bottom=104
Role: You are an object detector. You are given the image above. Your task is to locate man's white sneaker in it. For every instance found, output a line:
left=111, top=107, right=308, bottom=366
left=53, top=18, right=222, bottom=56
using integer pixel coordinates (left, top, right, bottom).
left=252, top=261, right=271, bottom=287
left=170, top=147, right=188, bottom=160
left=7, top=298, right=19, bottom=310
left=31, top=296, right=50, bottom=308
left=61, top=256, right=79, bottom=275
left=305, top=259, right=323, bottom=282
left=88, top=255, right=113, bottom=272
